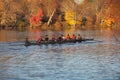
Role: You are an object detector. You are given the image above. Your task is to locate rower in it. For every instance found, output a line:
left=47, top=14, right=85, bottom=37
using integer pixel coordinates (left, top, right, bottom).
left=72, top=34, right=76, bottom=40
left=57, top=34, right=64, bottom=42
left=62, top=35, right=65, bottom=40
left=51, top=35, right=56, bottom=42
left=45, top=35, right=49, bottom=42
left=66, top=34, right=71, bottom=41
left=77, top=34, right=82, bottom=41
left=37, top=36, right=43, bottom=43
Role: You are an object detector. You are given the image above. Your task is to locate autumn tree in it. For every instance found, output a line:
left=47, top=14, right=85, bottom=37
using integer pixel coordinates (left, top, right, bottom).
left=0, top=0, right=120, bottom=29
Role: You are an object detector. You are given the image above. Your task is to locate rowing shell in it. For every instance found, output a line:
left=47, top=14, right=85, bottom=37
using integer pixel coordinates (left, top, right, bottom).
left=25, top=38, right=94, bottom=47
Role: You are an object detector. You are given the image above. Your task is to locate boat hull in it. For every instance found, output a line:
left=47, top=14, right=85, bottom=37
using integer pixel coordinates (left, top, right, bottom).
left=25, top=38, right=94, bottom=46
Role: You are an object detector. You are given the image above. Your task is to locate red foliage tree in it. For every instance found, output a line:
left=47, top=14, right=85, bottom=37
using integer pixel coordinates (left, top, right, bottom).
left=30, top=8, right=43, bottom=26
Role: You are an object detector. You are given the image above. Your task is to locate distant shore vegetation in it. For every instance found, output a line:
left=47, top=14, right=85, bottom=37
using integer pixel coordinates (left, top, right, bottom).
left=0, top=0, right=119, bottom=30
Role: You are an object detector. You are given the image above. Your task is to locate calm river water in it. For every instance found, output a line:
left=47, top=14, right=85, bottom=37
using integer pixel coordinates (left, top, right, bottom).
left=0, top=28, right=120, bottom=80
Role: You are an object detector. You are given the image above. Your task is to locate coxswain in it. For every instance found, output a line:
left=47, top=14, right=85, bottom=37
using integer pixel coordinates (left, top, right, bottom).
left=72, top=34, right=76, bottom=40
left=25, top=38, right=30, bottom=46
left=37, top=36, right=43, bottom=43
left=66, top=34, right=71, bottom=41
left=77, top=34, right=82, bottom=41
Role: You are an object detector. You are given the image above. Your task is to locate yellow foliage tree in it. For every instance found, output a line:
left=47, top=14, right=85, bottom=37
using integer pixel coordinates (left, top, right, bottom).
left=65, top=11, right=75, bottom=26
left=100, top=17, right=115, bottom=28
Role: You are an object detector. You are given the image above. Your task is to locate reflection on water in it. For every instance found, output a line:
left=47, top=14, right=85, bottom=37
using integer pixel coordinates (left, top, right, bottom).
left=0, top=29, right=120, bottom=80
left=0, top=27, right=93, bottom=42
left=0, top=30, right=7, bottom=42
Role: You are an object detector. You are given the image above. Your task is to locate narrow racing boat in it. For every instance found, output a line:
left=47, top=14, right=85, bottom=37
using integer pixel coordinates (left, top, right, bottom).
left=24, top=38, right=94, bottom=47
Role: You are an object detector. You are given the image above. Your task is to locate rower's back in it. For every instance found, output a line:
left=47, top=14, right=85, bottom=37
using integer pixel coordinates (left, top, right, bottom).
left=45, top=35, right=49, bottom=41
left=77, top=34, right=82, bottom=41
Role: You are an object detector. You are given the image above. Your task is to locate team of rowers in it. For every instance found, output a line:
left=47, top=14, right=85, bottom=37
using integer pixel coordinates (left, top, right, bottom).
left=25, top=34, right=83, bottom=46
left=37, top=34, right=82, bottom=43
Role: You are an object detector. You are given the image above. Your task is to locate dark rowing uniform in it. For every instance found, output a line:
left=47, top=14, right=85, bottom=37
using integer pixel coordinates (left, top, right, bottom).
left=25, top=38, right=30, bottom=46
left=45, top=37, right=49, bottom=41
